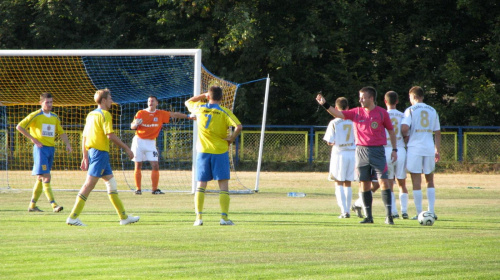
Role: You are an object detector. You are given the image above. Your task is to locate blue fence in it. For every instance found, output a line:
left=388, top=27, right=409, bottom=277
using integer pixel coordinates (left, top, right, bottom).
left=238, top=125, right=500, bottom=164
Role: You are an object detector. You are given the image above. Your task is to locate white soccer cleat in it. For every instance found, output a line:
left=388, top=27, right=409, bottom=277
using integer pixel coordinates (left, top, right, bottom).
left=220, top=219, right=235, bottom=226
left=193, top=219, right=203, bottom=226
left=120, top=215, right=140, bottom=225
left=66, top=217, right=87, bottom=226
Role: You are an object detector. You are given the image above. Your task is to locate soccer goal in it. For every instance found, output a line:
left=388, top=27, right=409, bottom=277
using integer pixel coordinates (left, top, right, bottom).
left=0, top=49, right=255, bottom=193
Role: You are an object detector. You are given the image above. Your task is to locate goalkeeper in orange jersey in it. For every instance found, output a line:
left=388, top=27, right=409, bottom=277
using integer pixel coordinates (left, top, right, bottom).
left=16, top=92, right=72, bottom=213
left=130, top=96, right=194, bottom=195
left=185, top=86, right=242, bottom=226
left=66, top=88, right=139, bottom=226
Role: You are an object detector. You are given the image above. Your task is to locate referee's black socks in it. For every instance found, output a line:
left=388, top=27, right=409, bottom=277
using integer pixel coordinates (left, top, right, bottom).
left=381, top=189, right=392, bottom=217
left=362, top=191, right=373, bottom=219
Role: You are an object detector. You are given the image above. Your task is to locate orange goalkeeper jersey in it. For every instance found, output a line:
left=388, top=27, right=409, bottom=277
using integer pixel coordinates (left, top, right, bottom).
left=134, top=109, right=171, bottom=140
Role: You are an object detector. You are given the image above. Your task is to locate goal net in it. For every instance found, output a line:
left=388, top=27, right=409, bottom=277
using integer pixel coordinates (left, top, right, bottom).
left=0, top=49, right=252, bottom=193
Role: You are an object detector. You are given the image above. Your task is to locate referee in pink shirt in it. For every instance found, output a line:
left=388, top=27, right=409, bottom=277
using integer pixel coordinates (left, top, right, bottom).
left=317, top=87, right=398, bottom=225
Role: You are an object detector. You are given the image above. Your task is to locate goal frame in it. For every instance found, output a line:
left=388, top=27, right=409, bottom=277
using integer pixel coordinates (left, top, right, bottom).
left=0, top=49, right=202, bottom=192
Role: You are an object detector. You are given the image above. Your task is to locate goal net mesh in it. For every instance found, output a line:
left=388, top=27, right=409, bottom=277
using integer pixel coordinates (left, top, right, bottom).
left=0, top=52, right=251, bottom=193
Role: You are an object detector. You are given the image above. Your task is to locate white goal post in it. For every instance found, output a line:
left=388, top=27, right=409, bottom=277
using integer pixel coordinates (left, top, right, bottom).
left=0, top=49, right=263, bottom=194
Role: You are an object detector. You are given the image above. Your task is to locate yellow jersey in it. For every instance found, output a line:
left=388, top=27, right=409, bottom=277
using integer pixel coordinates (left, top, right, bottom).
left=83, top=108, right=114, bottom=152
left=186, top=101, right=241, bottom=154
left=17, top=109, right=64, bottom=147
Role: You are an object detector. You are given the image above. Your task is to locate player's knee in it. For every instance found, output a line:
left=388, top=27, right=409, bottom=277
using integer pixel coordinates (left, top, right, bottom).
left=105, top=177, right=118, bottom=192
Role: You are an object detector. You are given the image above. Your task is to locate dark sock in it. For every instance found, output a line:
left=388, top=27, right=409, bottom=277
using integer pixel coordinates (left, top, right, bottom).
left=362, top=191, right=373, bottom=219
left=382, top=189, right=392, bottom=216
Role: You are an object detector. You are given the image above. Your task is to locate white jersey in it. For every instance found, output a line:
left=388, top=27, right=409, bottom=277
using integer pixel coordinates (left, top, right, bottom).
left=402, top=102, right=440, bottom=156
left=384, top=109, right=405, bottom=149
left=323, top=118, right=355, bottom=151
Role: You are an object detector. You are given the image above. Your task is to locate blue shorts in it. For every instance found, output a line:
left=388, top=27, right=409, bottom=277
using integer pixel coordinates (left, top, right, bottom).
left=32, top=145, right=55, bottom=175
left=88, top=148, right=113, bottom=178
left=196, top=152, right=230, bottom=182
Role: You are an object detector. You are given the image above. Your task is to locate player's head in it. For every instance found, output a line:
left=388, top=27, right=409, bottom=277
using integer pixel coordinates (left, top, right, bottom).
left=409, top=86, right=424, bottom=98
left=335, top=97, right=349, bottom=110
left=384, top=91, right=399, bottom=106
left=94, top=88, right=113, bottom=109
left=148, top=96, right=158, bottom=109
left=359, top=86, right=377, bottom=108
left=409, top=86, right=424, bottom=104
left=40, top=92, right=52, bottom=102
left=208, top=86, right=223, bottom=102
left=39, top=92, right=53, bottom=112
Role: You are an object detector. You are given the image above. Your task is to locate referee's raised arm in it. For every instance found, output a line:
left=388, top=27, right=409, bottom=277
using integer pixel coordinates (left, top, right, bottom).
left=316, top=94, right=345, bottom=119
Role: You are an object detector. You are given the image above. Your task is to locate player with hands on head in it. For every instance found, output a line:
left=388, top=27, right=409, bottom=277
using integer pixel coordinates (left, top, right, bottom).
left=323, top=97, right=355, bottom=219
left=17, top=92, right=72, bottom=213
left=401, top=86, right=441, bottom=220
left=316, top=87, right=398, bottom=225
left=66, top=88, right=139, bottom=226
left=130, top=96, right=194, bottom=195
left=185, top=86, right=242, bottom=226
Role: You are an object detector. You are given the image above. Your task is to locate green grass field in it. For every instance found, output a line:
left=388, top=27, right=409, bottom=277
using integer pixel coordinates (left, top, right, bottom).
left=0, top=172, right=499, bottom=279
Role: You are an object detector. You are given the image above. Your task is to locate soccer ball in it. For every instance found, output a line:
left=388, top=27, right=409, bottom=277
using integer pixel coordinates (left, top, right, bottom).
left=418, top=211, right=435, bottom=226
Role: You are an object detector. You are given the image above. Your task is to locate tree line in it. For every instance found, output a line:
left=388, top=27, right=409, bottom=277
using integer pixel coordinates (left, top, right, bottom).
left=1, top=0, right=499, bottom=126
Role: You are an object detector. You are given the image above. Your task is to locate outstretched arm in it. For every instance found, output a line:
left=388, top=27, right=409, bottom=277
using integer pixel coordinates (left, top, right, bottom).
left=171, top=112, right=196, bottom=120
left=316, top=94, right=345, bottom=119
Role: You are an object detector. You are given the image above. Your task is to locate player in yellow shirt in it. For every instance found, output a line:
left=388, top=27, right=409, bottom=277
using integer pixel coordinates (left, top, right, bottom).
left=66, top=89, right=139, bottom=226
left=185, top=86, right=242, bottom=226
left=130, top=96, right=193, bottom=195
left=16, top=93, right=72, bottom=213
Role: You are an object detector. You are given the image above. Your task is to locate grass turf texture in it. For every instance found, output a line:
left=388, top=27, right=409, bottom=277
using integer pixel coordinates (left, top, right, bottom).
left=0, top=172, right=499, bottom=279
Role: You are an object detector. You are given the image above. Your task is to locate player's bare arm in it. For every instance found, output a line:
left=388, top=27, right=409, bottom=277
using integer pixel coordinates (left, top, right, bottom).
left=387, top=129, right=398, bottom=163
left=224, top=124, right=243, bottom=145
left=171, top=112, right=195, bottom=120
left=60, top=133, right=72, bottom=153
left=107, top=133, right=134, bottom=160
left=434, top=130, right=441, bottom=163
left=16, top=125, right=43, bottom=148
left=130, top=118, right=143, bottom=130
left=185, top=92, right=209, bottom=105
left=315, top=94, right=345, bottom=119
left=81, top=136, right=89, bottom=171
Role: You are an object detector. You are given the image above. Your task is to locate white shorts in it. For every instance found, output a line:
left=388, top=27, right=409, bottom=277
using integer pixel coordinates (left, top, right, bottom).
left=406, top=148, right=435, bottom=174
left=131, top=135, right=159, bottom=162
left=328, top=149, right=355, bottom=182
left=385, top=148, right=407, bottom=180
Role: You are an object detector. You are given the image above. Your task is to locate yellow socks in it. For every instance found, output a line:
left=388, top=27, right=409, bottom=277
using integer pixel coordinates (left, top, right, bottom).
left=29, top=180, right=43, bottom=208
left=195, top=187, right=205, bottom=220
left=108, top=192, right=127, bottom=220
left=69, top=193, right=87, bottom=219
left=151, top=170, right=160, bottom=191
left=42, top=182, right=58, bottom=208
left=219, top=191, right=230, bottom=220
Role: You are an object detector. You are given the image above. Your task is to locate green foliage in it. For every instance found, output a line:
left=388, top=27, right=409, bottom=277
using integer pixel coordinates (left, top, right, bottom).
left=1, top=0, right=499, bottom=125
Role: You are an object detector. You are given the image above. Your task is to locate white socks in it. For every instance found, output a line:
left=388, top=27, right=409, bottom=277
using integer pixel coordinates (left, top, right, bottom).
left=344, top=187, right=352, bottom=214
left=413, top=190, right=423, bottom=214
left=400, top=193, right=408, bottom=214
left=391, top=191, right=398, bottom=215
left=427, top=188, right=435, bottom=213
left=335, top=185, right=347, bottom=214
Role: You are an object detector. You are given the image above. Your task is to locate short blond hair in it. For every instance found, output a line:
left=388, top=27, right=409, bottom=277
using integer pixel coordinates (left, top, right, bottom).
left=94, top=88, right=111, bottom=104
